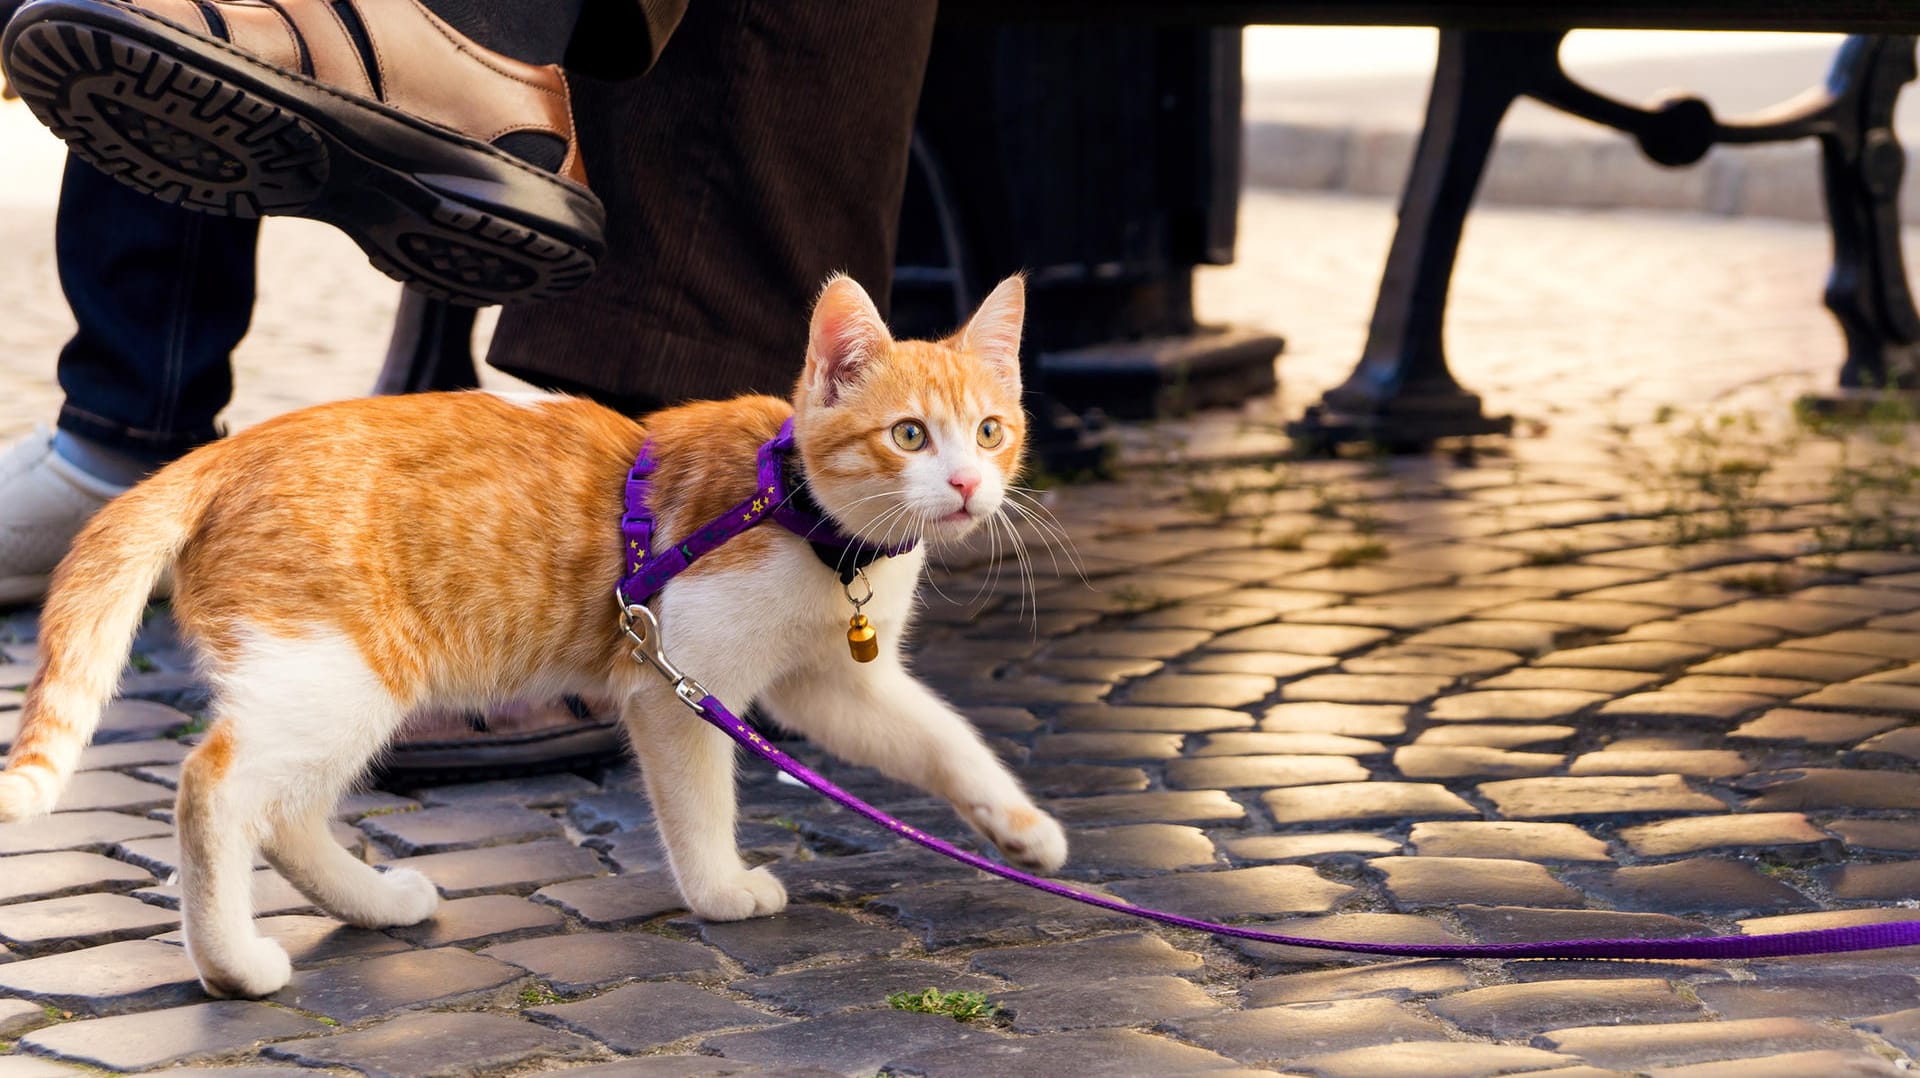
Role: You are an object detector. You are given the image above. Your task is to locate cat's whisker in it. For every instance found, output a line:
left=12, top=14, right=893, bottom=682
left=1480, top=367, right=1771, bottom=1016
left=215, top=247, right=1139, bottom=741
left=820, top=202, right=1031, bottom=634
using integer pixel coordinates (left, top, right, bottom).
left=995, top=498, right=1061, bottom=576
left=1000, top=500, right=1066, bottom=580
left=1005, top=497, right=1077, bottom=560
left=970, top=508, right=1004, bottom=609
left=992, top=509, right=1036, bottom=624
left=990, top=512, right=1025, bottom=622
left=1003, top=489, right=1087, bottom=584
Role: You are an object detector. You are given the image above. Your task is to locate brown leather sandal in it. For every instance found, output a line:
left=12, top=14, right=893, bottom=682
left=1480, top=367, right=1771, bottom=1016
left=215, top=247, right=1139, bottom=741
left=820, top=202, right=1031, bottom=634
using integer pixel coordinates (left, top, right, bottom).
left=2, top=0, right=604, bottom=306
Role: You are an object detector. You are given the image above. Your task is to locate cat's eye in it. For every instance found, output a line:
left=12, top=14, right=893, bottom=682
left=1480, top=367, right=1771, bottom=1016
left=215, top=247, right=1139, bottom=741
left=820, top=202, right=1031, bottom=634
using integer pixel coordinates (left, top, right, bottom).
left=891, top=420, right=929, bottom=452
left=977, top=417, right=1005, bottom=449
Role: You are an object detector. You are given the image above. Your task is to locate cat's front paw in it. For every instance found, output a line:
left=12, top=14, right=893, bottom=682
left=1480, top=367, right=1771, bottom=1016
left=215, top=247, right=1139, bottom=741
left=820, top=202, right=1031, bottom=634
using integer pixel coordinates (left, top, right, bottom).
left=685, top=865, right=788, bottom=921
left=364, top=867, right=442, bottom=928
left=970, top=802, right=1068, bottom=873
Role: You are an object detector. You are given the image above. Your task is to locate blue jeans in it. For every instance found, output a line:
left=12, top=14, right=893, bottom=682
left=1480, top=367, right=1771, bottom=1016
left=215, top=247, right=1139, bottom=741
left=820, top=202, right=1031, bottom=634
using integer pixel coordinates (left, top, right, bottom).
left=53, top=156, right=259, bottom=466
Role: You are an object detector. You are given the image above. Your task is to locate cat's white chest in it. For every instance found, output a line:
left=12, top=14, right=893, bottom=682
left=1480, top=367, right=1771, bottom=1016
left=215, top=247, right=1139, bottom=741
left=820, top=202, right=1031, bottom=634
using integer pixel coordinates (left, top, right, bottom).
left=653, top=539, right=926, bottom=705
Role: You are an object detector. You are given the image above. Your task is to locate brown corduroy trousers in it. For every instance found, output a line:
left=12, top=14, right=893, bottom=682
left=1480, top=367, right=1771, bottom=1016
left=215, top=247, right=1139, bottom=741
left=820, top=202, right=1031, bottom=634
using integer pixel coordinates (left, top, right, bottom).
left=487, top=0, right=940, bottom=413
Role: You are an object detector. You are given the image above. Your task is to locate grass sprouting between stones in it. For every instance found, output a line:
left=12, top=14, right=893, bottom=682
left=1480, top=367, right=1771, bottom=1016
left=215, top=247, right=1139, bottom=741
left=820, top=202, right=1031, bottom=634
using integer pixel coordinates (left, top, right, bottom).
left=887, top=987, right=1000, bottom=1023
left=1326, top=540, right=1389, bottom=569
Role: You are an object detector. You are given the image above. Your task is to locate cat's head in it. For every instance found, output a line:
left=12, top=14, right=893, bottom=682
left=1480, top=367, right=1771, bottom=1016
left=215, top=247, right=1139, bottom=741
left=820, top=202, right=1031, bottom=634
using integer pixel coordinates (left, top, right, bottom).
left=792, top=273, right=1026, bottom=546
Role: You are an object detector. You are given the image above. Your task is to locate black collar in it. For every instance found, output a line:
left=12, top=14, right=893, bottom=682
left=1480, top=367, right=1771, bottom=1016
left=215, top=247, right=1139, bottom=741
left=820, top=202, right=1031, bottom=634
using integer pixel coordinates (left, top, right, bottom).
left=781, top=457, right=902, bottom=585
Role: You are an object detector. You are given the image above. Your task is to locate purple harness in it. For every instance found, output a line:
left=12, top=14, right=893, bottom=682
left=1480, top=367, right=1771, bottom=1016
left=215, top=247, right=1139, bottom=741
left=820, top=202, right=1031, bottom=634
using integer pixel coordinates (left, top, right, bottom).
left=618, top=418, right=915, bottom=607
left=613, top=425, right=1920, bottom=961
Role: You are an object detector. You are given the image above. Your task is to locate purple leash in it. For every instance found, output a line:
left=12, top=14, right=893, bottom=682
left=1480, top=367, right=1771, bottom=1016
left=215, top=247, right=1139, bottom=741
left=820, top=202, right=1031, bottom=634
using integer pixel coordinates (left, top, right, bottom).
left=617, top=602, right=1920, bottom=962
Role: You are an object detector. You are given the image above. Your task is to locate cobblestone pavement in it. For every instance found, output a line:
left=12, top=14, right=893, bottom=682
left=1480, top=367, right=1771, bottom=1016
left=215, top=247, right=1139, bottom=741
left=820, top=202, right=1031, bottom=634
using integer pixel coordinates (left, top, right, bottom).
left=8, top=186, right=1920, bottom=1075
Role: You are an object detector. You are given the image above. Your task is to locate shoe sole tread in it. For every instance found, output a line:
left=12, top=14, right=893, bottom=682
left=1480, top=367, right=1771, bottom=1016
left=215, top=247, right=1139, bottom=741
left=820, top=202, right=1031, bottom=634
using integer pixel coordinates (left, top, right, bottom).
left=4, top=2, right=603, bottom=306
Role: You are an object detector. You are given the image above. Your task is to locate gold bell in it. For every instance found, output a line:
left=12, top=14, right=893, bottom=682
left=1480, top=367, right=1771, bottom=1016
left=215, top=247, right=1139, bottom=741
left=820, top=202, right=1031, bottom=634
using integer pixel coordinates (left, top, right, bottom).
left=847, top=613, right=879, bottom=663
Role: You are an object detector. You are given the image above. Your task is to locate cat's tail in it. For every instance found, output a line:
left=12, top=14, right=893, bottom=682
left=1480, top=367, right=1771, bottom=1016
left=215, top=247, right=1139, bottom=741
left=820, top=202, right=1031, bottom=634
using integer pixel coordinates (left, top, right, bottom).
left=0, top=455, right=215, bottom=821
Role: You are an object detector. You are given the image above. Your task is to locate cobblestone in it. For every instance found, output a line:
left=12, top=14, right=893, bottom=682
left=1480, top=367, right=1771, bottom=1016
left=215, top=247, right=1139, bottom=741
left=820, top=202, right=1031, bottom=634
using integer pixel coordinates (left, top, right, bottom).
left=267, top=1010, right=595, bottom=1076
left=1065, top=824, right=1218, bottom=873
left=1261, top=701, right=1408, bottom=736
left=532, top=981, right=785, bottom=1053
left=1172, top=996, right=1449, bottom=1064
left=1732, top=707, right=1904, bottom=743
left=0, top=940, right=201, bottom=1014
left=273, top=947, right=524, bottom=1023
left=0, top=998, right=43, bottom=1037
left=1263, top=781, right=1477, bottom=824
left=1695, top=975, right=1920, bottom=1020
left=1568, top=858, right=1807, bottom=914
left=0, top=851, right=151, bottom=903
left=1242, top=961, right=1470, bottom=1006
left=531, top=871, right=687, bottom=927
left=671, top=905, right=909, bottom=974
left=705, top=1010, right=999, bottom=1073
left=1193, top=731, right=1386, bottom=755
left=1292, top=1041, right=1575, bottom=1078
left=388, top=838, right=605, bottom=897
left=1479, top=776, right=1724, bottom=819
left=868, top=880, right=1136, bottom=948
left=0, top=893, right=178, bottom=955
left=968, top=932, right=1202, bottom=982
left=359, top=804, right=563, bottom=855
left=1165, top=754, right=1367, bottom=788
left=481, top=931, right=722, bottom=994
left=1054, top=705, right=1254, bottom=733
left=0, top=812, right=171, bottom=855
left=1617, top=813, right=1836, bottom=858
left=1374, top=856, right=1586, bottom=909
left=1428, top=978, right=1703, bottom=1037
left=1540, top=1016, right=1867, bottom=1070
left=1427, top=689, right=1609, bottom=722
left=1406, top=821, right=1611, bottom=861
left=1223, top=832, right=1401, bottom=861
left=388, top=894, right=564, bottom=947
left=995, top=974, right=1223, bottom=1031
left=21, top=1002, right=325, bottom=1072
left=1655, top=1050, right=1906, bottom=1078
left=1107, top=865, right=1354, bottom=918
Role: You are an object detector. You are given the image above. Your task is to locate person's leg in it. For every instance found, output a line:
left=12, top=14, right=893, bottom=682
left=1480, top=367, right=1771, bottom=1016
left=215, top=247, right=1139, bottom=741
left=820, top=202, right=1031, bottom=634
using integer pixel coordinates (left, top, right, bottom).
left=0, top=158, right=257, bottom=606
left=486, top=0, right=940, bottom=412
left=54, top=156, right=256, bottom=475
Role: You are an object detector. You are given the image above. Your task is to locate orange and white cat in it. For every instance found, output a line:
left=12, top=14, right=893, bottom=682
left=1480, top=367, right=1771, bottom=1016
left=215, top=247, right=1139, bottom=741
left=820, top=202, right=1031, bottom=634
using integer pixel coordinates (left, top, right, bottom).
left=0, top=273, right=1067, bottom=998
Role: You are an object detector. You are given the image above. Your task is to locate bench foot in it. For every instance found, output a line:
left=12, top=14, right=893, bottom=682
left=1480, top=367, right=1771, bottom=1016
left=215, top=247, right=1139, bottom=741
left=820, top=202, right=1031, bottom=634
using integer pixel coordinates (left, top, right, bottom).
left=1292, top=30, right=1541, bottom=452
left=1818, top=36, right=1920, bottom=393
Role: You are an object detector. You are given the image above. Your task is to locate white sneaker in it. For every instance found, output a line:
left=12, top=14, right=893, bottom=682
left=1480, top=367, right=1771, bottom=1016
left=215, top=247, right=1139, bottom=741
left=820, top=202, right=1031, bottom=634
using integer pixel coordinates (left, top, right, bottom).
left=0, top=426, right=131, bottom=606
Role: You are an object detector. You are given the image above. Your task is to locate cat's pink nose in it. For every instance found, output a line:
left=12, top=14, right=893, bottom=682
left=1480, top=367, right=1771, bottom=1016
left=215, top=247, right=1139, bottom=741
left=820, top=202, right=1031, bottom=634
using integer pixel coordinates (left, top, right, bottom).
left=949, top=468, right=981, bottom=504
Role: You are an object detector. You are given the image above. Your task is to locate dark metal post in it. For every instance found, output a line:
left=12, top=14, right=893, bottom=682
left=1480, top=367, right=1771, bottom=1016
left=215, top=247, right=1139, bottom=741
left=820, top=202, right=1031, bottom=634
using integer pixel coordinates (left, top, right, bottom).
left=372, top=290, right=480, bottom=396
left=1288, top=30, right=1553, bottom=449
left=1819, top=36, right=1920, bottom=391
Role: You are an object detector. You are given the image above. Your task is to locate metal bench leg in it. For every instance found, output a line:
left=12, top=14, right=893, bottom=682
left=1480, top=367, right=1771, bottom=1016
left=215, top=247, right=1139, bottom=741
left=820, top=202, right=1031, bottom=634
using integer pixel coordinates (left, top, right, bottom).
left=1290, top=31, right=1564, bottom=450
left=372, top=289, right=481, bottom=396
left=1820, top=35, right=1920, bottom=391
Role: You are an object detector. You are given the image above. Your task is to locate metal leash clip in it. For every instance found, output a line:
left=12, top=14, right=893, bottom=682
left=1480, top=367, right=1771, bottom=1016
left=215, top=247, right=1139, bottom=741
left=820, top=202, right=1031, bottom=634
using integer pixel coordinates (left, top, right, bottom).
left=617, top=590, right=711, bottom=711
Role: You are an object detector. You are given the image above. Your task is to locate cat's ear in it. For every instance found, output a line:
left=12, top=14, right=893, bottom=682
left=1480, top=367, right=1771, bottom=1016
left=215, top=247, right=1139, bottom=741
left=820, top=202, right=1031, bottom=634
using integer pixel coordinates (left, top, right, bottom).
left=958, top=273, right=1025, bottom=389
left=806, top=274, right=892, bottom=407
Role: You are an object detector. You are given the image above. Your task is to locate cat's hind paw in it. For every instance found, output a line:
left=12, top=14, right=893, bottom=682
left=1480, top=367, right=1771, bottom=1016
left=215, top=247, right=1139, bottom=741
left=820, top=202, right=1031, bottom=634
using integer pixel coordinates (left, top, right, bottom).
left=685, top=865, right=788, bottom=921
left=196, top=936, right=293, bottom=999
left=971, top=802, right=1069, bottom=873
